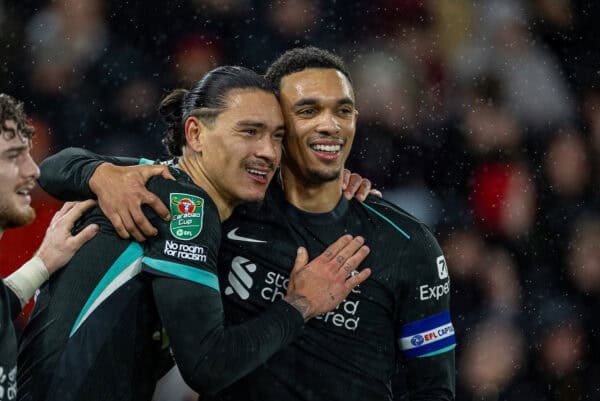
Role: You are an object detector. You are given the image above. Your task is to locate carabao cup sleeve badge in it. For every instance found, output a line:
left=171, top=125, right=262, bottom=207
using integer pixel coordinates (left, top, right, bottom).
left=169, top=193, right=204, bottom=240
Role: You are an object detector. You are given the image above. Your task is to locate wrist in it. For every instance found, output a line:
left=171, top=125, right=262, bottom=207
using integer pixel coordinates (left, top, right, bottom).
left=4, top=256, right=49, bottom=307
left=89, top=162, right=112, bottom=196
left=36, top=248, right=58, bottom=275
left=283, top=294, right=313, bottom=322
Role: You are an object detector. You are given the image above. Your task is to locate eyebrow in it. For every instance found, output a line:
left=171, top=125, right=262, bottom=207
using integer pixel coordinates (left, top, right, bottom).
left=236, top=120, right=285, bottom=132
left=293, top=97, right=355, bottom=108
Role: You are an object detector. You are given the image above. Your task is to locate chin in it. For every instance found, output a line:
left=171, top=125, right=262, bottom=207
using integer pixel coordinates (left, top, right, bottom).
left=239, top=191, right=267, bottom=204
left=1, top=206, right=36, bottom=228
left=306, top=167, right=341, bottom=184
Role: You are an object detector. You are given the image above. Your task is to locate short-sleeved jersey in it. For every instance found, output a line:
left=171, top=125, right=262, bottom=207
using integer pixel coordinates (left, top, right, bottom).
left=17, top=169, right=222, bottom=401
left=0, top=280, right=19, bottom=400
left=210, top=183, right=456, bottom=401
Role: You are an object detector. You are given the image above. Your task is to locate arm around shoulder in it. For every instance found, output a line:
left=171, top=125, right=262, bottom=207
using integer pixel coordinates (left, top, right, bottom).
left=38, top=147, right=140, bottom=200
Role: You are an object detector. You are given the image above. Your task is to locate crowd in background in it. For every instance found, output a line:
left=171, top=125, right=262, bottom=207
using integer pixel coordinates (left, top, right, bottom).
left=1, top=0, right=600, bottom=399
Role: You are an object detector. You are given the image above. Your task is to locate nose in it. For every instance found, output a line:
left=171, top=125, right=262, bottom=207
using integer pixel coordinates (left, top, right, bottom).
left=316, top=110, right=340, bottom=136
left=22, top=152, right=40, bottom=180
left=255, top=135, right=280, bottom=165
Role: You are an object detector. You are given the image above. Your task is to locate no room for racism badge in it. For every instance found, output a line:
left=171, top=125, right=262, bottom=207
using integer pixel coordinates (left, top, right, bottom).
left=169, top=193, right=204, bottom=240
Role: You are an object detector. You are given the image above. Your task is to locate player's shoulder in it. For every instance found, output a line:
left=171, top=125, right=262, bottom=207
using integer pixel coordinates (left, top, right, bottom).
left=147, top=168, right=219, bottom=217
left=360, top=195, right=430, bottom=242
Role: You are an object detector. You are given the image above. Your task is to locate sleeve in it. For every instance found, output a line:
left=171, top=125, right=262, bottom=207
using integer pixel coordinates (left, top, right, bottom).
left=142, top=179, right=304, bottom=395
left=1, top=281, right=22, bottom=321
left=38, top=147, right=141, bottom=200
left=396, top=224, right=456, bottom=400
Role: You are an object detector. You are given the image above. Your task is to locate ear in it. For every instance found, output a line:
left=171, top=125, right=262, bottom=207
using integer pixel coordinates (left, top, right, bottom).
left=353, top=108, right=359, bottom=124
left=184, top=116, right=205, bottom=153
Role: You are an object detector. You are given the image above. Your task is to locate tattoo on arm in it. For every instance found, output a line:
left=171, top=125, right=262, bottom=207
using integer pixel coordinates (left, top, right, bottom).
left=284, top=294, right=313, bottom=322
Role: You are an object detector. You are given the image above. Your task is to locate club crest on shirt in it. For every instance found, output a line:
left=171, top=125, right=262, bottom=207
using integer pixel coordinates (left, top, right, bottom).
left=169, top=193, right=204, bottom=240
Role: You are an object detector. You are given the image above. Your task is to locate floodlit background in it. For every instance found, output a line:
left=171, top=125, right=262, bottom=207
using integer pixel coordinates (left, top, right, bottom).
left=2, top=0, right=600, bottom=399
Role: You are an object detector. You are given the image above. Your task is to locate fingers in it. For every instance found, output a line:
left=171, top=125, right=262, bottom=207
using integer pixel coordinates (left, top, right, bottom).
left=61, top=200, right=97, bottom=226
left=345, top=268, right=371, bottom=290
left=119, top=211, right=146, bottom=242
left=337, top=245, right=370, bottom=278
left=139, top=164, right=169, bottom=180
left=355, top=179, right=372, bottom=202
left=130, top=206, right=158, bottom=238
left=70, top=223, right=100, bottom=248
left=291, top=247, right=309, bottom=274
left=160, top=166, right=176, bottom=181
left=107, top=213, right=130, bottom=240
left=331, top=236, right=366, bottom=267
left=342, top=168, right=351, bottom=190
left=343, top=173, right=362, bottom=200
left=370, top=189, right=383, bottom=198
left=318, top=235, right=353, bottom=262
left=142, top=191, right=170, bottom=221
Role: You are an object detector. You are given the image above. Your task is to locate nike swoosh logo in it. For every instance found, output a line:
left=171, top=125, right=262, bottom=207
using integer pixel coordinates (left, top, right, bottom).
left=226, top=228, right=267, bottom=244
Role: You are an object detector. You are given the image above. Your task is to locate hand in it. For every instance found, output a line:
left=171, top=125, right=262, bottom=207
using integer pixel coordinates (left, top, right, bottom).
left=342, top=169, right=382, bottom=201
left=284, top=235, right=371, bottom=321
left=89, top=163, right=174, bottom=241
left=36, top=200, right=100, bottom=275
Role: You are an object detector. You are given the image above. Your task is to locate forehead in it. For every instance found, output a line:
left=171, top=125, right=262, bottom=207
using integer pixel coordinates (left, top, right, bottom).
left=280, top=68, right=354, bottom=103
left=220, top=88, right=283, bottom=122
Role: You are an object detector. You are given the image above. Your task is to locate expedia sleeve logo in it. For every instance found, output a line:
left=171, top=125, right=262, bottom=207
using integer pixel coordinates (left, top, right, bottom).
left=169, top=193, right=204, bottom=241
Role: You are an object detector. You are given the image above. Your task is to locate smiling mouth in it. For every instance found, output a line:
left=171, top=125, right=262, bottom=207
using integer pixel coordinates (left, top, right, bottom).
left=16, top=185, right=34, bottom=196
left=246, top=168, right=269, bottom=178
left=310, top=144, right=342, bottom=153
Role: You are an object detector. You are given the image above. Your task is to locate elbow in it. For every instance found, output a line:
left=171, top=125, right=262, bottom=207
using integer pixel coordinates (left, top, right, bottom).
left=177, top=358, right=232, bottom=395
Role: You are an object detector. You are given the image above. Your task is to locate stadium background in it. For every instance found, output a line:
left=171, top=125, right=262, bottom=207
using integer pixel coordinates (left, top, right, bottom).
left=2, top=0, right=600, bottom=399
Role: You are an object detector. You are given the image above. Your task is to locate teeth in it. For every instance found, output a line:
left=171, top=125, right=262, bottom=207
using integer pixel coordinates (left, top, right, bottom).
left=17, top=190, right=29, bottom=195
left=311, top=144, right=341, bottom=152
left=247, top=169, right=267, bottom=176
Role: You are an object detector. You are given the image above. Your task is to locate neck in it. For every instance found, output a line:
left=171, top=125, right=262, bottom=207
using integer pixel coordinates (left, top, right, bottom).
left=177, top=154, right=235, bottom=222
left=280, top=165, right=343, bottom=213
left=0, top=229, right=3, bottom=240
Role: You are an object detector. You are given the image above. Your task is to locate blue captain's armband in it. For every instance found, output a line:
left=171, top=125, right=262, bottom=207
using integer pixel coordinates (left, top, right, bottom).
left=399, top=311, right=456, bottom=358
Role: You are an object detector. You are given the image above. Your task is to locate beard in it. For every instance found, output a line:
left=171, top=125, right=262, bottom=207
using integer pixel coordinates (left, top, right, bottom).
left=305, top=166, right=341, bottom=184
left=0, top=195, right=36, bottom=229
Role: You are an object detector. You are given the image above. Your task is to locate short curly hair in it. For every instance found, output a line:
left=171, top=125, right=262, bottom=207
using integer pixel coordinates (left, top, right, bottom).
left=265, top=47, right=352, bottom=94
left=0, top=93, right=34, bottom=142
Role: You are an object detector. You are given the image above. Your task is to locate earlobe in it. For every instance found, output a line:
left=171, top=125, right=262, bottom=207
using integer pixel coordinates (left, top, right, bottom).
left=184, top=117, right=204, bottom=153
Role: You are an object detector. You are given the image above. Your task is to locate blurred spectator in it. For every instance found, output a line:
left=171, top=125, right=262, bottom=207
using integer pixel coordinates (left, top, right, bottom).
left=568, top=214, right=600, bottom=295
left=453, top=0, right=575, bottom=131
left=172, top=35, right=223, bottom=87
left=470, top=162, right=537, bottom=239
left=3, top=0, right=600, bottom=398
left=25, top=0, right=107, bottom=95
left=458, top=319, right=526, bottom=400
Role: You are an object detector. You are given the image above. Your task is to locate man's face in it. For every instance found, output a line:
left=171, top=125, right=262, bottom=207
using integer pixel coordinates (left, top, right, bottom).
left=279, top=68, right=357, bottom=184
left=200, top=88, right=284, bottom=204
left=0, top=120, right=40, bottom=229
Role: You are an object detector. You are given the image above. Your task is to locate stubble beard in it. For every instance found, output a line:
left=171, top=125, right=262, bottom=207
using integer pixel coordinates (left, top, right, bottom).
left=0, top=195, right=36, bottom=229
left=305, top=167, right=341, bottom=185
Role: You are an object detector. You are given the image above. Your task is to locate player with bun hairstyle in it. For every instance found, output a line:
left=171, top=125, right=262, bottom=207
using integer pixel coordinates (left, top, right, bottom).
left=17, top=66, right=371, bottom=401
